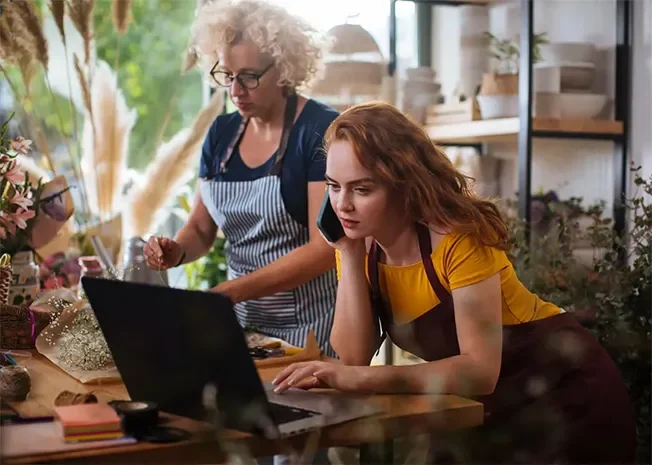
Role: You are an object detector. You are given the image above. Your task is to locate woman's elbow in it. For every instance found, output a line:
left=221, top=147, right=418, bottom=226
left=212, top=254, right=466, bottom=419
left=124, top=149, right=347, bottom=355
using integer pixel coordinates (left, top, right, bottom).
left=310, top=240, right=336, bottom=269
left=470, top=368, right=500, bottom=396
left=330, top=337, right=371, bottom=366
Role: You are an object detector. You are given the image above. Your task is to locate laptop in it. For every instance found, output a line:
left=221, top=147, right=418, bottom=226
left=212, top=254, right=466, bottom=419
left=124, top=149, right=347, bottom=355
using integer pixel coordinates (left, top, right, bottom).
left=81, top=277, right=380, bottom=438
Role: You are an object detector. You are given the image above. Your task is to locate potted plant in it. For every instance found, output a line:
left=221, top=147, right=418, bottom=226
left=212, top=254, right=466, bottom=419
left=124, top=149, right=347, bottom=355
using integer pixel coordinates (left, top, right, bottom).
left=504, top=165, right=651, bottom=464
left=480, top=31, right=549, bottom=95
left=476, top=32, right=548, bottom=119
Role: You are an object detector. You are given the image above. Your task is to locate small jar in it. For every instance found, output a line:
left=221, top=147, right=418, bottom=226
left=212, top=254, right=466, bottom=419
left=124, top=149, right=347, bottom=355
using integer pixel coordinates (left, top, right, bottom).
left=8, top=250, right=40, bottom=306
left=78, top=256, right=104, bottom=299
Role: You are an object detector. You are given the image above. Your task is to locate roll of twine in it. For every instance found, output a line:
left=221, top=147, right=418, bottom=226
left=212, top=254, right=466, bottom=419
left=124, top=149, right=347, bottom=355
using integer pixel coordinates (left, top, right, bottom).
left=0, top=366, right=31, bottom=401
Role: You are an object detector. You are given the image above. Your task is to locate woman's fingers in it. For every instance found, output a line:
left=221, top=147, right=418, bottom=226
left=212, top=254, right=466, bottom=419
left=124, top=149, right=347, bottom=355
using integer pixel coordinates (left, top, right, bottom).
left=148, top=236, right=164, bottom=258
left=144, top=237, right=176, bottom=269
left=145, top=255, right=166, bottom=270
left=273, top=363, right=322, bottom=393
left=271, top=363, right=303, bottom=387
left=291, top=376, right=321, bottom=390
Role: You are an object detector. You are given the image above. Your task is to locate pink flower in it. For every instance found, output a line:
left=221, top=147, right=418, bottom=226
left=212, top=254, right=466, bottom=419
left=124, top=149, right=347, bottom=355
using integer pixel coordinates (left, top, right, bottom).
left=39, top=263, right=52, bottom=279
left=9, top=137, right=32, bottom=155
left=9, top=190, right=33, bottom=210
left=43, top=253, right=65, bottom=269
left=43, top=275, right=65, bottom=290
left=11, top=208, right=36, bottom=230
left=0, top=212, right=16, bottom=235
left=3, top=160, right=25, bottom=185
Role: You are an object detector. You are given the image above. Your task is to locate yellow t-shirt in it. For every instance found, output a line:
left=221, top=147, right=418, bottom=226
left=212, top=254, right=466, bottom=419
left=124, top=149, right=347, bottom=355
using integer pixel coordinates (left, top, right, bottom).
left=335, top=233, right=560, bottom=326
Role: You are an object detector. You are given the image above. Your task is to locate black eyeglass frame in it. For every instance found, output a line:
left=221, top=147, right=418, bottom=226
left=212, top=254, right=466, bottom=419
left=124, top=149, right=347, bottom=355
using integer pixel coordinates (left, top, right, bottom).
left=209, top=61, right=274, bottom=90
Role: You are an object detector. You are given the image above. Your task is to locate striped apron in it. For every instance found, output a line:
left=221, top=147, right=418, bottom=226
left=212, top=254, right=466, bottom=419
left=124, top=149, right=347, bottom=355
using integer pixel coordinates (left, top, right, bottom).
left=199, top=94, right=337, bottom=357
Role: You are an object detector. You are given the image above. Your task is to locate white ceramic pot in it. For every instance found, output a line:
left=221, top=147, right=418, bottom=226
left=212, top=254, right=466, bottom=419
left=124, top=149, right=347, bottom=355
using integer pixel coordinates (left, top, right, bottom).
left=477, top=94, right=519, bottom=119
left=534, top=63, right=595, bottom=92
left=8, top=250, right=40, bottom=307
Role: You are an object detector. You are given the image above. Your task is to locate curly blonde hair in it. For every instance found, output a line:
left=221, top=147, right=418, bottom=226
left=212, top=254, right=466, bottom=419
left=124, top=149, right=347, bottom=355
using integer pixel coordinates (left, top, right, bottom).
left=192, top=0, right=326, bottom=91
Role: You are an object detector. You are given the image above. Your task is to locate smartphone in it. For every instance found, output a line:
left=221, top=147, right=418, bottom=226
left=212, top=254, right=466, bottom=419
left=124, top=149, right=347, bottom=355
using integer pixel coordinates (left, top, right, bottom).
left=316, top=190, right=345, bottom=243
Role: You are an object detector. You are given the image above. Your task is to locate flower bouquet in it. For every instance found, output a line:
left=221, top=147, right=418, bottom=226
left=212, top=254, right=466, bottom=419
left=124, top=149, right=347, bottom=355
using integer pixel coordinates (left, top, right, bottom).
left=1, top=117, right=75, bottom=348
left=39, top=252, right=83, bottom=291
left=1, top=117, right=74, bottom=258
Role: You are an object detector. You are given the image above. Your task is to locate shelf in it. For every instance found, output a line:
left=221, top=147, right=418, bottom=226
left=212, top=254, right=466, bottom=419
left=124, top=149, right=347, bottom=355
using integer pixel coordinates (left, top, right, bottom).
left=397, top=0, right=499, bottom=5
left=425, top=118, right=624, bottom=144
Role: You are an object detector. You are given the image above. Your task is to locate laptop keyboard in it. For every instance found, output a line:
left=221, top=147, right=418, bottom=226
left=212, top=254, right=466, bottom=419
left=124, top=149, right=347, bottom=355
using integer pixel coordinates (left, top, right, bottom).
left=267, top=402, right=320, bottom=424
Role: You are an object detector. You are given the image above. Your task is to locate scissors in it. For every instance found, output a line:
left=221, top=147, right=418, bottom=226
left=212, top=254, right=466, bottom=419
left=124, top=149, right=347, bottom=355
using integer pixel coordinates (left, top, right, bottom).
left=248, top=346, right=285, bottom=359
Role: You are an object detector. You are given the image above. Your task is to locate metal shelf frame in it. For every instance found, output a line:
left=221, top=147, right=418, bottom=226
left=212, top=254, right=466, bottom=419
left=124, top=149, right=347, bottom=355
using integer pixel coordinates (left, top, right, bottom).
left=389, top=0, right=633, bottom=253
left=386, top=0, right=634, bottom=375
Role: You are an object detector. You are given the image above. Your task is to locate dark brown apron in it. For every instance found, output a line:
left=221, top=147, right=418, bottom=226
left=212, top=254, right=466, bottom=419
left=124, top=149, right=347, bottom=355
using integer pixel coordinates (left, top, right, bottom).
left=368, top=224, right=636, bottom=464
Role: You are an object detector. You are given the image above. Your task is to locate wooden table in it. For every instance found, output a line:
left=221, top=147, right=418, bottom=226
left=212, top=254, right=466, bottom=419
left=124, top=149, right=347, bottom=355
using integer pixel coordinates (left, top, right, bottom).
left=1, top=353, right=484, bottom=464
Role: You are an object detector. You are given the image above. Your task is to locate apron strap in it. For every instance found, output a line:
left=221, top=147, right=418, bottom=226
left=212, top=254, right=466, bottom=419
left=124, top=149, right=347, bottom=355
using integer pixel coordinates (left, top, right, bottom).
left=219, top=93, right=298, bottom=175
left=220, top=117, right=248, bottom=174
left=269, top=92, right=298, bottom=176
left=368, top=224, right=453, bottom=323
left=368, top=241, right=382, bottom=306
left=367, top=241, right=389, bottom=353
left=416, top=223, right=453, bottom=304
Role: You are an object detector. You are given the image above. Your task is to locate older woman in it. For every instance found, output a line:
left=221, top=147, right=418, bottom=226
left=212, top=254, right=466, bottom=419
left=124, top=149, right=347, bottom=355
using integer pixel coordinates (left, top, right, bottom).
left=144, top=0, right=338, bottom=356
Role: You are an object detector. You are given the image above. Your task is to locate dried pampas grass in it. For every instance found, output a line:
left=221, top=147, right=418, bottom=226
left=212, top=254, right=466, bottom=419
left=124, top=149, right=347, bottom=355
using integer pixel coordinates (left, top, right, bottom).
left=74, top=54, right=94, bottom=133
left=49, top=0, right=67, bottom=45
left=0, top=8, right=38, bottom=88
left=181, top=45, right=199, bottom=75
left=123, top=90, right=224, bottom=239
left=111, top=0, right=133, bottom=35
left=80, top=60, right=137, bottom=221
left=68, top=0, right=94, bottom=65
left=3, top=0, right=49, bottom=71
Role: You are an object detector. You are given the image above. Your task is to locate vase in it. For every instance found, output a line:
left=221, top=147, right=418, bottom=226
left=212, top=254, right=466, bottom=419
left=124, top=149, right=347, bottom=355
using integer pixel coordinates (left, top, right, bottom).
left=8, top=250, right=41, bottom=307
left=121, top=237, right=168, bottom=286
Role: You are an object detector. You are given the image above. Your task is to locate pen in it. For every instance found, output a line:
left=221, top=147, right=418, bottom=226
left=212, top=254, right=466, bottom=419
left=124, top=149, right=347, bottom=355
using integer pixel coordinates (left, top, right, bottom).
left=2, top=416, right=55, bottom=425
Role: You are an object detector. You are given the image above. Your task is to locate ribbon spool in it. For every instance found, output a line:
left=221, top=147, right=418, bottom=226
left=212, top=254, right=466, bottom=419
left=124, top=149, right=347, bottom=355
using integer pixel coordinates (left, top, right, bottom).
left=0, top=253, right=12, bottom=305
left=108, top=400, right=191, bottom=443
left=0, top=366, right=31, bottom=401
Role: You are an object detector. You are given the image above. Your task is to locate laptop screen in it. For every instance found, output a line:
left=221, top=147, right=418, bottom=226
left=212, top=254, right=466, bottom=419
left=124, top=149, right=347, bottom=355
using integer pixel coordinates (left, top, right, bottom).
left=81, top=277, right=272, bottom=433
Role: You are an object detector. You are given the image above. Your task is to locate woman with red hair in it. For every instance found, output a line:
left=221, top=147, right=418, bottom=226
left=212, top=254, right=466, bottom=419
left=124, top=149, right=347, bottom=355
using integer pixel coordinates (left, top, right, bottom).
left=272, top=102, right=636, bottom=464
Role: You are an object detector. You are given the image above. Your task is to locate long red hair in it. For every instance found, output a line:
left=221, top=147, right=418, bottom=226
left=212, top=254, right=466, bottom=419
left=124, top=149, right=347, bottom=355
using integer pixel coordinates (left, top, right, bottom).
left=324, top=101, right=509, bottom=250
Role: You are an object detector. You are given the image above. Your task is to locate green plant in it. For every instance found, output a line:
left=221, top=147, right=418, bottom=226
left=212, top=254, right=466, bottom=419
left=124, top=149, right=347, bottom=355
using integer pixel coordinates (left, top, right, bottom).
left=485, top=32, right=549, bottom=74
left=184, top=237, right=228, bottom=290
left=505, top=166, right=651, bottom=463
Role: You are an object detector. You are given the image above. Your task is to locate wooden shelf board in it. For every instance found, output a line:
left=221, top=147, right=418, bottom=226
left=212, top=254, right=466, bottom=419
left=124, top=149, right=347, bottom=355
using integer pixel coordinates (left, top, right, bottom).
left=404, top=0, right=501, bottom=5
left=425, top=118, right=623, bottom=144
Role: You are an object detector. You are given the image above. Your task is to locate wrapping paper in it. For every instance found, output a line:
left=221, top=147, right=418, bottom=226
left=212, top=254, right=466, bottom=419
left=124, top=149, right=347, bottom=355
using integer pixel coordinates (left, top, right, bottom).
left=34, top=290, right=120, bottom=384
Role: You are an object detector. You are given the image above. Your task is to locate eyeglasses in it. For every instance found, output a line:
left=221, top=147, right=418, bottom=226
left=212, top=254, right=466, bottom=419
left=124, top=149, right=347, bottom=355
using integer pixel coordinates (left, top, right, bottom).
left=209, top=61, right=274, bottom=90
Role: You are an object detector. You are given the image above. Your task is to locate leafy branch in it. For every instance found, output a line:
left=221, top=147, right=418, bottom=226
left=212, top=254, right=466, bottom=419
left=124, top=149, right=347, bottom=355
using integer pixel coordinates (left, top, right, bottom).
left=485, top=31, right=550, bottom=74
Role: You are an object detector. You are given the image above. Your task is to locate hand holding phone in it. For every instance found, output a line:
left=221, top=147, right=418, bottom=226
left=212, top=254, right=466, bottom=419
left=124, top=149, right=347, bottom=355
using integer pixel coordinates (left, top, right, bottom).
left=316, top=190, right=345, bottom=243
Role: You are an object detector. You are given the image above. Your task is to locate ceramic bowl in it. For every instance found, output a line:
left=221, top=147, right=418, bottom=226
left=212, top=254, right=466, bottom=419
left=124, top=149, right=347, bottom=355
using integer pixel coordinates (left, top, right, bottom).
left=559, top=93, right=607, bottom=118
left=534, top=92, right=607, bottom=118
left=477, top=94, right=519, bottom=119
